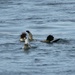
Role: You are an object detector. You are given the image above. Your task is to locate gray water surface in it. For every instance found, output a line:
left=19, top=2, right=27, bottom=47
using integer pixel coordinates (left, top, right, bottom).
left=0, top=0, right=75, bottom=75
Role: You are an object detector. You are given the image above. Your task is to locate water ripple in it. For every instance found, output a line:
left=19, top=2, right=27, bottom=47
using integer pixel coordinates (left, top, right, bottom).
left=35, top=2, right=75, bottom=6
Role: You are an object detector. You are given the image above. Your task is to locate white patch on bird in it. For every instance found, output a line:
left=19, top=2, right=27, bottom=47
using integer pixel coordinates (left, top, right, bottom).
left=24, top=35, right=31, bottom=49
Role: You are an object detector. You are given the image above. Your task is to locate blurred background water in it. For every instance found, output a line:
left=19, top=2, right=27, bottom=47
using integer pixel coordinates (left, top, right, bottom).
left=0, top=0, right=75, bottom=75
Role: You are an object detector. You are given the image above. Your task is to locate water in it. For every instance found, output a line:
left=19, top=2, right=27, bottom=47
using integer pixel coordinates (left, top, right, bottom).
left=0, top=0, right=75, bottom=75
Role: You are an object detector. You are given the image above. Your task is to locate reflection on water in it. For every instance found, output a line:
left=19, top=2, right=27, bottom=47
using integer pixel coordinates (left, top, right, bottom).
left=0, top=0, right=75, bottom=75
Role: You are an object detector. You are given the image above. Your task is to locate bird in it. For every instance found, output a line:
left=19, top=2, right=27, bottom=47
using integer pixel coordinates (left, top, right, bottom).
left=20, top=32, right=27, bottom=42
left=26, top=30, right=33, bottom=41
left=41, top=35, right=60, bottom=43
left=24, top=36, right=31, bottom=49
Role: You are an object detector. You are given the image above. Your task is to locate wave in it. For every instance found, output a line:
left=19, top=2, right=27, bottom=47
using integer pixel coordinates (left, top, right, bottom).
left=35, top=2, right=75, bottom=6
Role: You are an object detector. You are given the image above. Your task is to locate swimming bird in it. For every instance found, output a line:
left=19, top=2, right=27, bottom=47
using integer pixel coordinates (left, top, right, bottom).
left=24, top=37, right=31, bottom=49
left=26, top=30, right=33, bottom=41
left=41, top=35, right=60, bottom=43
left=20, top=32, right=27, bottom=42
